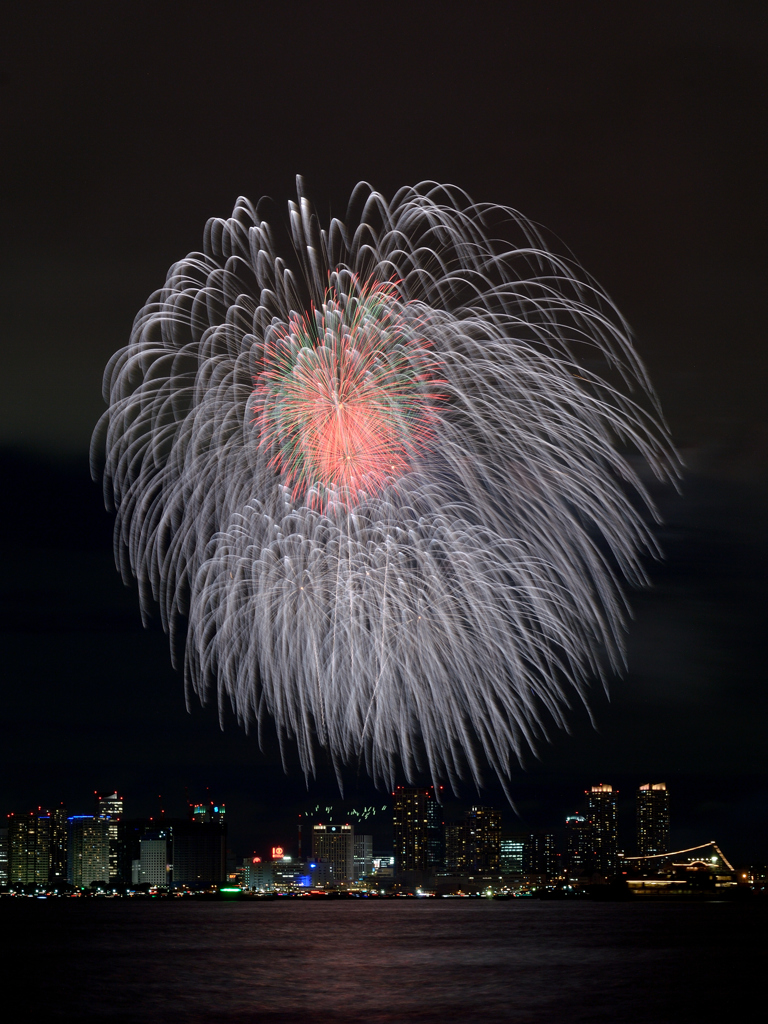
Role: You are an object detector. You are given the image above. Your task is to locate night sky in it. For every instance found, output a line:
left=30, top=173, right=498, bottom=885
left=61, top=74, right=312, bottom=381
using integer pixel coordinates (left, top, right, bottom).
left=2, top=3, right=766, bottom=864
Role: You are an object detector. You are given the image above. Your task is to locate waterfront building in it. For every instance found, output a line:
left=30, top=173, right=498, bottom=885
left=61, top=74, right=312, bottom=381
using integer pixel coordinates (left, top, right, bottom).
left=172, top=820, right=226, bottom=888
left=586, top=784, right=618, bottom=877
left=242, top=856, right=273, bottom=891
left=637, top=783, right=670, bottom=862
left=95, top=791, right=124, bottom=884
left=49, top=804, right=68, bottom=884
left=353, top=834, right=373, bottom=880
left=139, top=833, right=169, bottom=887
left=464, top=806, right=501, bottom=871
left=312, top=824, right=354, bottom=883
left=565, top=814, right=590, bottom=877
left=392, top=787, right=436, bottom=872
left=8, top=811, right=50, bottom=887
left=523, top=832, right=556, bottom=878
left=501, top=835, right=526, bottom=874
left=0, top=827, right=8, bottom=886
left=67, top=816, right=110, bottom=888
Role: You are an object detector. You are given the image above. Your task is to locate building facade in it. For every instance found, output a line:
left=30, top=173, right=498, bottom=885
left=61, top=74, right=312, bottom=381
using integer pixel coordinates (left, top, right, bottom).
left=393, top=787, right=441, bottom=872
left=67, top=816, right=110, bottom=888
left=565, top=814, right=590, bottom=877
left=95, top=791, right=124, bottom=884
left=637, top=783, right=670, bottom=861
left=586, top=784, right=618, bottom=877
left=353, top=834, right=373, bottom=881
left=312, top=824, right=354, bottom=883
left=8, top=811, right=50, bottom=887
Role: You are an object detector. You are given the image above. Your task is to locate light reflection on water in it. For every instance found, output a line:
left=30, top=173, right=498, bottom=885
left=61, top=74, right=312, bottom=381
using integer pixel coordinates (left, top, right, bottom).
left=8, top=899, right=765, bottom=1022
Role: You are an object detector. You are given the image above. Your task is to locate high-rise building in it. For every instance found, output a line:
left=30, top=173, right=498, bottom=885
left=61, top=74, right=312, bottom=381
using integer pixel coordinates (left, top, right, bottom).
left=501, top=835, right=526, bottom=874
left=637, top=783, right=670, bottom=861
left=464, top=806, right=501, bottom=871
left=444, top=807, right=502, bottom=874
left=312, top=824, right=354, bottom=883
left=353, top=834, right=373, bottom=880
left=8, top=811, right=50, bottom=887
left=0, top=827, right=8, bottom=887
left=393, top=787, right=440, bottom=872
left=524, top=832, right=556, bottom=878
left=139, top=833, right=169, bottom=887
left=49, top=804, right=68, bottom=885
left=444, top=821, right=465, bottom=874
left=67, top=816, right=110, bottom=888
left=586, top=784, right=618, bottom=877
left=565, top=815, right=590, bottom=877
left=95, top=792, right=124, bottom=884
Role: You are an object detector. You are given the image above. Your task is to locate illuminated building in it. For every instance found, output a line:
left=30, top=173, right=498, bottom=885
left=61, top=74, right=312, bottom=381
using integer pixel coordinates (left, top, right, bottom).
left=139, top=833, right=169, bottom=887
left=95, top=791, right=124, bottom=883
left=312, top=824, right=354, bottom=883
left=637, top=783, right=669, bottom=862
left=444, top=807, right=501, bottom=873
left=444, top=822, right=465, bottom=874
left=353, top=834, right=373, bottom=880
left=464, top=806, right=501, bottom=871
left=243, top=856, right=273, bottom=891
left=586, top=784, right=618, bottom=877
left=565, top=815, right=590, bottom=877
left=8, top=811, right=50, bottom=887
left=67, top=816, right=110, bottom=888
left=272, top=855, right=298, bottom=890
left=523, top=832, right=556, bottom=878
left=49, top=804, right=68, bottom=885
left=393, top=787, right=440, bottom=872
left=501, top=836, right=525, bottom=874
left=0, top=827, right=8, bottom=886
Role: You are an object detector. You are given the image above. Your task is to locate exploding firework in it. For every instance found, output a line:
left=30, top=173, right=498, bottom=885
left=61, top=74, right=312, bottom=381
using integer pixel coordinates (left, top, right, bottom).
left=93, top=179, right=678, bottom=793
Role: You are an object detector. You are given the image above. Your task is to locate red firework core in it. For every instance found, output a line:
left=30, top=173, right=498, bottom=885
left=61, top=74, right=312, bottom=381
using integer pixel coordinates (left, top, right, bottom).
left=253, top=278, right=442, bottom=506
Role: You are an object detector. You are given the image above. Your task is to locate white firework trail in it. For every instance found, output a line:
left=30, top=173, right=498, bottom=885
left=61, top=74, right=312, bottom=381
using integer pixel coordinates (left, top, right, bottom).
left=92, top=178, right=679, bottom=795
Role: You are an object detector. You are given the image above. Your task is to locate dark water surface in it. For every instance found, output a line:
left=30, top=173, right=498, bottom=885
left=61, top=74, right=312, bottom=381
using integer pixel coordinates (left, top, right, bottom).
left=5, top=898, right=765, bottom=1022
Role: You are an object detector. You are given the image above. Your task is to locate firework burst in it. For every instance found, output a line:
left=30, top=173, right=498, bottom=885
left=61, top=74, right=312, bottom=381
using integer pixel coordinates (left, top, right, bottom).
left=93, top=178, right=678, bottom=793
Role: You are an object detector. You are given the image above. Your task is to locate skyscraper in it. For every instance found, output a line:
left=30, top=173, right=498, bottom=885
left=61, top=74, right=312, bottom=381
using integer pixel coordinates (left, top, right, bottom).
left=8, top=811, right=49, bottom=887
left=565, top=815, right=590, bottom=877
left=139, top=833, right=169, bottom=887
left=95, top=792, right=124, bottom=884
left=353, top=834, right=373, bottom=880
left=500, top=835, right=526, bottom=874
left=637, top=783, right=670, bottom=861
left=49, top=804, right=68, bottom=885
left=444, top=807, right=502, bottom=874
left=586, top=784, right=618, bottom=877
left=464, top=806, right=501, bottom=871
left=312, top=824, right=354, bottom=883
left=67, top=816, right=110, bottom=888
left=393, top=787, right=435, bottom=872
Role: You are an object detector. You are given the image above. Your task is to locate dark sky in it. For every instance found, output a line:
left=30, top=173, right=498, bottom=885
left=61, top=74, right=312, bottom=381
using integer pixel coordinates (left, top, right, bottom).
left=1, top=2, right=766, bottom=864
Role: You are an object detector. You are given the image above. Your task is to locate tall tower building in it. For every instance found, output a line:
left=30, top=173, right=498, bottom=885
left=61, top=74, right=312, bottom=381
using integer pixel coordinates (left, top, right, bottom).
left=565, top=815, right=590, bottom=877
left=464, top=806, right=501, bottom=871
left=139, top=833, right=169, bottom=887
left=353, top=834, right=373, bottom=880
left=67, top=816, right=110, bottom=888
left=393, top=787, right=440, bottom=872
left=312, top=824, right=354, bottom=883
left=49, top=805, right=68, bottom=885
left=637, top=783, right=670, bottom=861
left=586, top=784, right=618, bottom=877
left=8, top=811, right=50, bottom=887
left=95, top=792, right=124, bottom=884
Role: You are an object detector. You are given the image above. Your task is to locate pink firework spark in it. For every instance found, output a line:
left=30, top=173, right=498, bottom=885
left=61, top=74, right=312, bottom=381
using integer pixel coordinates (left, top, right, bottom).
left=253, top=277, right=443, bottom=506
